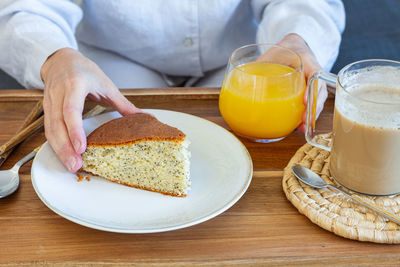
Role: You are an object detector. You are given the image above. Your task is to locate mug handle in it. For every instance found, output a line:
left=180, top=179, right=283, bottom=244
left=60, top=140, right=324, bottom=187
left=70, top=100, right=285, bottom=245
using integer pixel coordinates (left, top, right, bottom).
left=305, top=71, right=338, bottom=152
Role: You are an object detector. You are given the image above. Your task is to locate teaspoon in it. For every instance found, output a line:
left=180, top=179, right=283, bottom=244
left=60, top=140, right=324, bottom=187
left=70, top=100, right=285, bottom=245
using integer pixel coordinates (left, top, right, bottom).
left=292, top=164, right=400, bottom=225
left=0, top=150, right=36, bottom=198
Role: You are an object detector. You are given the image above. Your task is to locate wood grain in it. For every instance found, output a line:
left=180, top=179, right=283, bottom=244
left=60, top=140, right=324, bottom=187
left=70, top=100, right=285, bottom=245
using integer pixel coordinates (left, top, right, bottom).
left=0, top=87, right=220, bottom=101
left=0, top=100, right=43, bottom=166
left=0, top=89, right=399, bottom=266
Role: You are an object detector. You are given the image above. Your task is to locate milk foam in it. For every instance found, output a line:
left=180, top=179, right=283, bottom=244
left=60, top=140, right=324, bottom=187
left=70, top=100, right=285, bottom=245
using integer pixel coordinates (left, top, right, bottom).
left=349, top=84, right=400, bottom=103
left=336, top=84, right=400, bottom=129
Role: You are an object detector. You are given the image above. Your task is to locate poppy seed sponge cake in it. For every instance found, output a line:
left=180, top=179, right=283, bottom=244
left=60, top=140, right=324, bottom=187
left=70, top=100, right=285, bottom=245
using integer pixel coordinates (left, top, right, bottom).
left=80, top=113, right=191, bottom=197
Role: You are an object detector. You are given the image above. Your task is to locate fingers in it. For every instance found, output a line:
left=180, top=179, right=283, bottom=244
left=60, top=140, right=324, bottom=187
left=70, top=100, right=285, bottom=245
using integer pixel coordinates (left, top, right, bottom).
left=298, top=110, right=307, bottom=133
left=298, top=123, right=306, bottom=133
left=316, top=81, right=328, bottom=119
left=257, top=47, right=285, bottom=64
left=105, top=87, right=142, bottom=116
left=63, top=83, right=87, bottom=154
left=44, top=85, right=82, bottom=173
left=300, top=80, right=328, bottom=134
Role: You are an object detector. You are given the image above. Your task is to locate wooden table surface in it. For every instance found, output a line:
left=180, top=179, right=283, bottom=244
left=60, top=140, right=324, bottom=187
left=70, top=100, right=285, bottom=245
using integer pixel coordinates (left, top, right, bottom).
left=0, top=88, right=399, bottom=266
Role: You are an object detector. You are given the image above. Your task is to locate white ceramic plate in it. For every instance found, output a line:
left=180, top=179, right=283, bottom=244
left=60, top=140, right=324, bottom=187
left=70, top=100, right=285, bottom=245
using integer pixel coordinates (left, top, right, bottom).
left=31, top=109, right=253, bottom=233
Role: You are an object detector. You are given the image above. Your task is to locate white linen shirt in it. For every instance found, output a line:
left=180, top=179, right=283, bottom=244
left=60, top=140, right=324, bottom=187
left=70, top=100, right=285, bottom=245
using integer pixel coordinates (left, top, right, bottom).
left=0, top=0, right=345, bottom=89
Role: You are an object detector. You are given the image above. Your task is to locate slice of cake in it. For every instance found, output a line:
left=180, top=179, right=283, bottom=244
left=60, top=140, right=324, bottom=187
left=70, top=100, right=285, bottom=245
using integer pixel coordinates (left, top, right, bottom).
left=80, top=113, right=191, bottom=197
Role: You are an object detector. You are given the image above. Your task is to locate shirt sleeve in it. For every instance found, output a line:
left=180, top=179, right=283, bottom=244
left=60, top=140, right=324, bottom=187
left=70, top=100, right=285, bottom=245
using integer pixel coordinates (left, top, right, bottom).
left=252, top=0, right=345, bottom=71
left=0, top=0, right=82, bottom=89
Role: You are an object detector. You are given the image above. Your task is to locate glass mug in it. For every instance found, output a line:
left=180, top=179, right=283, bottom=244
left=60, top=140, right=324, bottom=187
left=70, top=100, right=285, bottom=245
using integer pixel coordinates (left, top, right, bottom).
left=306, top=59, right=400, bottom=196
left=219, top=43, right=305, bottom=143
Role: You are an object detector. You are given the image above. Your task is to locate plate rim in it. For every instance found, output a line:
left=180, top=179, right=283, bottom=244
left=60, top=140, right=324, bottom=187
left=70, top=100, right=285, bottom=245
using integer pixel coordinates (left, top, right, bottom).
left=31, top=109, right=253, bottom=233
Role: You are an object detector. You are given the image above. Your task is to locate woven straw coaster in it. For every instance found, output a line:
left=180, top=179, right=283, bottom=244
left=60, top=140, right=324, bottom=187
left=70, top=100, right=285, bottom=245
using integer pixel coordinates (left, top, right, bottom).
left=282, top=134, right=400, bottom=244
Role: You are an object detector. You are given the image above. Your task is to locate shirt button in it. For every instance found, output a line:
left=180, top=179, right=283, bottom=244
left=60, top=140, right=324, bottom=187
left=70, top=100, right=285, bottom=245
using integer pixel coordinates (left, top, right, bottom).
left=183, top=38, right=193, bottom=47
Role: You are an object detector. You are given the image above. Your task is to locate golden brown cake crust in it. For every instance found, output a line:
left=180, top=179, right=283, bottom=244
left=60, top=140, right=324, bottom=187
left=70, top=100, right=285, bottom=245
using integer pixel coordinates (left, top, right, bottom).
left=87, top=113, right=185, bottom=146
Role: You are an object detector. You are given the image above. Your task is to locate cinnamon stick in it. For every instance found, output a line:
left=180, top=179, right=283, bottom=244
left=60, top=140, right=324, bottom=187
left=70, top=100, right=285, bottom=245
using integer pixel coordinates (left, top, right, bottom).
left=0, top=100, right=43, bottom=165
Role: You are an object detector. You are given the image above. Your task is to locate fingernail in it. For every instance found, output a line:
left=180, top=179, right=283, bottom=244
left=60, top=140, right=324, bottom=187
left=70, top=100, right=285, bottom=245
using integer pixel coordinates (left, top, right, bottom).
left=67, top=157, right=77, bottom=172
left=73, top=139, right=81, bottom=153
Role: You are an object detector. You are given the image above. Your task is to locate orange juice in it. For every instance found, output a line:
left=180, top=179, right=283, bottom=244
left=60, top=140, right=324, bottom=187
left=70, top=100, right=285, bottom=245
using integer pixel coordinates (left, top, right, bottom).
left=219, top=62, right=305, bottom=139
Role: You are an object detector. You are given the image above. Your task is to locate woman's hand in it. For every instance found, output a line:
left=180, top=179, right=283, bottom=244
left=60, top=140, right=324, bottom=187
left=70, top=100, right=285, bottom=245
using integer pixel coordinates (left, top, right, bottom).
left=258, top=34, right=328, bottom=132
left=40, top=48, right=142, bottom=172
left=277, top=34, right=327, bottom=132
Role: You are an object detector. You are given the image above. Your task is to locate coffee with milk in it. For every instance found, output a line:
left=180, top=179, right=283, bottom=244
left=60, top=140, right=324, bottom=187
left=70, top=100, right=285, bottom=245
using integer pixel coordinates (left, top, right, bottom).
left=306, top=61, right=400, bottom=195
left=330, top=84, right=400, bottom=195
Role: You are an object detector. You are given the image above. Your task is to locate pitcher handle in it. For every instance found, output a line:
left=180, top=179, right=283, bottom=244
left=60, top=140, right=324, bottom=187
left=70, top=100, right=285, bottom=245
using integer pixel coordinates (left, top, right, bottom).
left=305, top=71, right=337, bottom=151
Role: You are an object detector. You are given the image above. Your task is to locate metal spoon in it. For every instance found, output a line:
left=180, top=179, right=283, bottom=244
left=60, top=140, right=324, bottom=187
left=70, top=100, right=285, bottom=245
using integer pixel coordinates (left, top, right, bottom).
left=0, top=150, right=36, bottom=198
left=292, top=164, right=400, bottom=225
